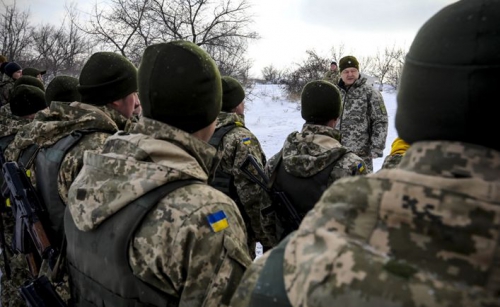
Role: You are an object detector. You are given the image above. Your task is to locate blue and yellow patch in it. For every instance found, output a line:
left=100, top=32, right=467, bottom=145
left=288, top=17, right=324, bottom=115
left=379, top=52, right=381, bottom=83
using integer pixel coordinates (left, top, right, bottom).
left=207, top=210, right=229, bottom=232
left=242, top=137, right=251, bottom=145
left=357, top=163, right=365, bottom=173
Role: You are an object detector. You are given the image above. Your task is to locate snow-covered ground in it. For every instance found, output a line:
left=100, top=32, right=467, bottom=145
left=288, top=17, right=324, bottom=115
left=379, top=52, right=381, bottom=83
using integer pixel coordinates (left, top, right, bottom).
left=245, top=83, right=398, bottom=259
left=245, top=83, right=398, bottom=172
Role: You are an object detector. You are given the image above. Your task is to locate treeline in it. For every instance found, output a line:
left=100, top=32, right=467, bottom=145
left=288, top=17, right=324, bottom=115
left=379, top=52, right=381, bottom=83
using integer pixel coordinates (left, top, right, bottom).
left=0, top=0, right=257, bottom=83
left=261, top=43, right=407, bottom=98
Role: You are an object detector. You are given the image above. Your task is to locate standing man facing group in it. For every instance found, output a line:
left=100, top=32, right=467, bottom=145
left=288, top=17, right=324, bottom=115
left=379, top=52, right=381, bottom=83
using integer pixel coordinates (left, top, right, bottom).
left=336, top=55, right=388, bottom=173
left=323, top=60, right=340, bottom=85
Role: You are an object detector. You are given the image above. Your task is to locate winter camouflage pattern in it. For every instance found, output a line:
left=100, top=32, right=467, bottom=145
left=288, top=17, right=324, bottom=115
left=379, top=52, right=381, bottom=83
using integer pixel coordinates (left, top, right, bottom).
left=230, top=141, right=500, bottom=307
left=381, top=153, right=404, bottom=169
left=337, top=75, right=388, bottom=173
left=67, top=117, right=252, bottom=307
left=0, top=110, right=33, bottom=307
left=323, top=69, right=340, bottom=85
left=4, top=101, right=130, bottom=203
left=261, top=124, right=366, bottom=245
left=213, top=112, right=271, bottom=255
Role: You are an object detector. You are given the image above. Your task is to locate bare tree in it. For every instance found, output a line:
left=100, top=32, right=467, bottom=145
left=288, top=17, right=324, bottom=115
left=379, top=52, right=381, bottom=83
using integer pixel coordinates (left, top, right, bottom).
left=282, top=49, right=329, bottom=98
left=364, top=45, right=404, bottom=91
left=385, top=47, right=406, bottom=90
left=31, top=4, right=90, bottom=78
left=261, top=64, right=285, bottom=83
left=0, top=0, right=33, bottom=61
left=329, top=43, right=346, bottom=63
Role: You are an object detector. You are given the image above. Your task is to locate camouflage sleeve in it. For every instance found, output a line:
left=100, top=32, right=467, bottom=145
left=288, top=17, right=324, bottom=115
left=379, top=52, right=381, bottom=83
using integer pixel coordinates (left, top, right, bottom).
left=58, top=132, right=110, bottom=205
left=368, top=88, right=388, bottom=157
left=328, top=152, right=367, bottom=186
left=230, top=128, right=272, bottom=248
left=381, top=153, right=404, bottom=170
left=130, top=186, right=252, bottom=307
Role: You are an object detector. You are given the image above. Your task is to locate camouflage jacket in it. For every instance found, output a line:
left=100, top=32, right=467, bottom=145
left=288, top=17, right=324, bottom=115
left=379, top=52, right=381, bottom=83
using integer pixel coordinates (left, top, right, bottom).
left=261, top=124, right=366, bottom=246
left=0, top=110, right=30, bottom=139
left=337, top=75, right=388, bottom=172
left=213, top=112, right=271, bottom=251
left=323, top=69, right=340, bottom=85
left=380, top=153, right=404, bottom=169
left=230, top=141, right=500, bottom=307
left=4, top=101, right=130, bottom=204
left=67, top=117, right=252, bottom=307
left=0, top=78, right=14, bottom=106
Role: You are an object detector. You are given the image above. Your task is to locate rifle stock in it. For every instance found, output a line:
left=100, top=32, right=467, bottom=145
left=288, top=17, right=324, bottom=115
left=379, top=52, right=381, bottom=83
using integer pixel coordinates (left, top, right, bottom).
left=2, top=161, right=58, bottom=276
left=240, top=155, right=303, bottom=236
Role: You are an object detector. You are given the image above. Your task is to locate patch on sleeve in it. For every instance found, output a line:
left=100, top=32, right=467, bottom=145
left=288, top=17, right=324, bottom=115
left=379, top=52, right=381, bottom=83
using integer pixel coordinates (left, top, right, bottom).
left=207, top=210, right=229, bottom=232
left=358, top=163, right=365, bottom=173
left=242, top=137, right=251, bottom=145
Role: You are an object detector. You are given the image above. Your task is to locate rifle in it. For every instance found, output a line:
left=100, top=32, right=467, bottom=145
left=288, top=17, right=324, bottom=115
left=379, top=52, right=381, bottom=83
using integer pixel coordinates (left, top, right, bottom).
left=2, top=160, right=58, bottom=278
left=19, top=275, right=67, bottom=307
left=0, top=151, right=11, bottom=279
left=239, top=154, right=303, bottom=238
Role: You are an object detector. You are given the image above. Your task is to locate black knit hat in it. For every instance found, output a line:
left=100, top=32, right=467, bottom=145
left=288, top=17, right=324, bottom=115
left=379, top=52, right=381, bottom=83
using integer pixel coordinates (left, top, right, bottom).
left=10, top=84, right=47, bottom=117
left=4, top=62, right=22, bottom=78
left=22, top=67, right=46, bottom=78
left=339, top=56, right=359, bottom=72
left=221, top=76, right=245, bottom=112
left=330, top=61, right=337, bottom=65
left=138, top=41, right=222, bottom=133
left=14, top=76, right=45, bottom=92
left=78, top=52, right=138, bottom=106
left=46, top=76, right=81, bottom=105
left=396, top=0, right=500, bottom=151
left=301, top=80, right=341, bottom=122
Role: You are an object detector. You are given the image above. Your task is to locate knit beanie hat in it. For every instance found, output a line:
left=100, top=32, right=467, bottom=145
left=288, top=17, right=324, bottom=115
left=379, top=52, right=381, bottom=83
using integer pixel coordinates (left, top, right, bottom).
left=221, top=76, right=245, bottom=112
left=339, top=56, right=359, bottom=72
left=78, top=52, right=138, bottom=106
left=4, top=62, right=22, bottom=78
left=301, top=80, right=341, bottom=122
left=138, top=41, right=222, bottom=133
left=330, top=61, right=337, bottom=65
left=10, top=84, right=47, bottom=117
left=396, top=0, right=500, bottom=151
left=46, top=76, right=81, bottom=105
left=14, top=76, right=45, bottom=92
left=22, top=67, right=46, bottom=78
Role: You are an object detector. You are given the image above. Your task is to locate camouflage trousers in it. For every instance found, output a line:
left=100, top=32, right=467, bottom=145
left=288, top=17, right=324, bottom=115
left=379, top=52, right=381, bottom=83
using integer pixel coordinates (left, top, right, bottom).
left=1, top=252, right=31, bottom=307
left=360, top=155, right=374, bottom=174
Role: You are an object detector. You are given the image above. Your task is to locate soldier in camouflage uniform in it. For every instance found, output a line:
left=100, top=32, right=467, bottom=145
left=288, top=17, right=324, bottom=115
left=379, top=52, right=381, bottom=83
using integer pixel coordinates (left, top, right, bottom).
left=209, top=76, right=270, bottom=258
left=0, top=82, right=47, bottom=307
left=336, top=56, right=388, bottom=173
left=229, top=1, right=500, bottom=306
left=0, top=63, right=22, bottom=107
left=3, top=52, right=138, bottom=305
left=66, top=41, right=251, bottom=307
left=380, top=137, right=410, bottom=170
left=261, top=80, right=366, bottom=245
left=323, top=61, right=340, bottom=85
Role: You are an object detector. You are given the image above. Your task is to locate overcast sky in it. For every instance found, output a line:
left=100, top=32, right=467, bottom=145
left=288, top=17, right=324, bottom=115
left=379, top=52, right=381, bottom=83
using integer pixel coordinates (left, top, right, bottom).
left=11, top=0, right=458, bottom=78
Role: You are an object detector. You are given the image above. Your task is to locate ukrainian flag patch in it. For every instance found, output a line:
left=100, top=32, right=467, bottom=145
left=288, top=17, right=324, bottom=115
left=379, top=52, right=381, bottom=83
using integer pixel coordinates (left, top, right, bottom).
left=207, top=210, right=229, bottom=232
left=358, top=163, right=365, bottom=173
left=242, top=137, right=251, bottom=145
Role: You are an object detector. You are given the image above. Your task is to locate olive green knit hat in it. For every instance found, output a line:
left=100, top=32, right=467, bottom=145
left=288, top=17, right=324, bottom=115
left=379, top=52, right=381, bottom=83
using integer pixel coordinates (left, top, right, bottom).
left=221, top=76, right=245, bottom=112
left=396, top=0, right=500, bottom=151
left=78, top=52, right=138, bottom=106
left=301, top=80, right=342, bottom=122
left=138, top=41, right=222, bottom=133
left=10, top=84, right=47, bottom=117
left=14, top=76, right=45, bottom=92
left=339, top=56, right=359, bottom=72
left=46, top=76, right=81, bottom=105
left=22, top=67, right=46, bottom=78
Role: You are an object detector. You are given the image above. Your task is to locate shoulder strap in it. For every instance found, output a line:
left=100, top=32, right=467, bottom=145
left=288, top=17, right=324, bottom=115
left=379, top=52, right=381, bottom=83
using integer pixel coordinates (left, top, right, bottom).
left=209, top=123, right=238, bottom=148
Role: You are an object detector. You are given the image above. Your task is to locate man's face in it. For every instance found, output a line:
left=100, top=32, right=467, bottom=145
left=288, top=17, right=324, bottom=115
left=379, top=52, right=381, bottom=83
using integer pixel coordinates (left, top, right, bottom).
left=115, top=91, right=139, bottom=119
left=341, top=68, right=359, bottom=86
left=330, top=64, right=337, bottom=71
left=12, top=70, right=22, bottom=80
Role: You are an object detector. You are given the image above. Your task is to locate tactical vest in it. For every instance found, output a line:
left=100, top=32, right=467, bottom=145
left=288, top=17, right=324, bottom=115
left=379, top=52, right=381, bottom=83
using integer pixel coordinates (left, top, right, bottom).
left=35, top=130, right=113, bottom=249
left=248, top=235, right=292, bottom=306
left=208, top=124, right=254, bottom=239
left=65, top=179, right=200, bottom=307
left=0, top=133, right=15, bottom=153
left=272, top=151, right=341, bottom=217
